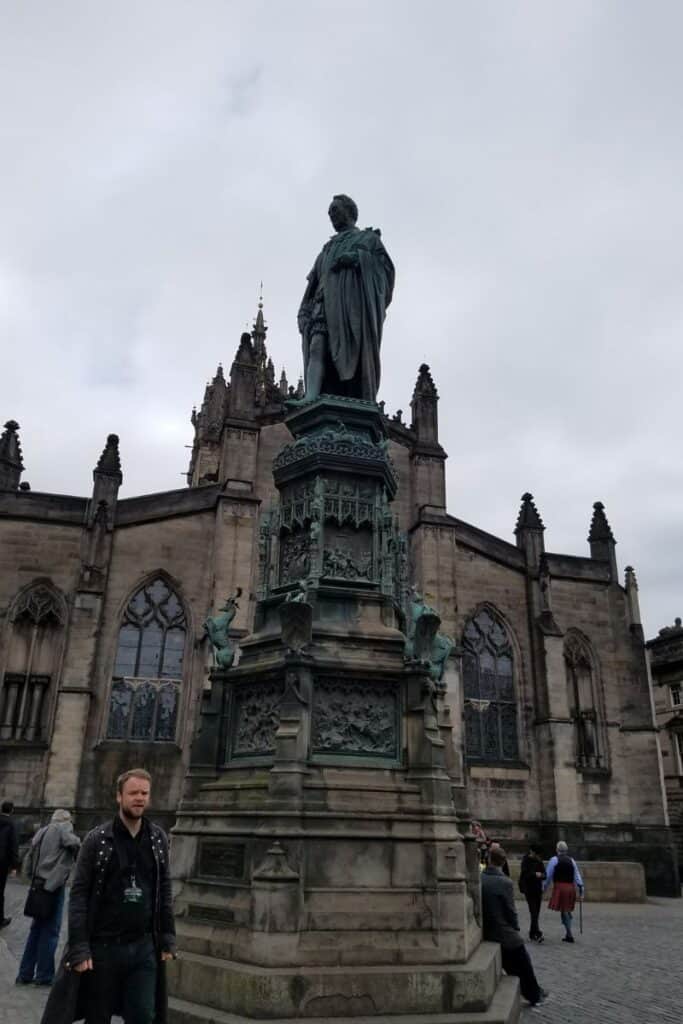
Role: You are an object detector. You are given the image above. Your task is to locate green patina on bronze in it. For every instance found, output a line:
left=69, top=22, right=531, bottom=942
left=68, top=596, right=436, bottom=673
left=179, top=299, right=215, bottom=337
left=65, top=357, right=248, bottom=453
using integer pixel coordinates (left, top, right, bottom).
left=203, top=588, right=242, bottom=669
left=296, top=195, right=395, bottom=403
left=404, top=586, right=454, bottom=684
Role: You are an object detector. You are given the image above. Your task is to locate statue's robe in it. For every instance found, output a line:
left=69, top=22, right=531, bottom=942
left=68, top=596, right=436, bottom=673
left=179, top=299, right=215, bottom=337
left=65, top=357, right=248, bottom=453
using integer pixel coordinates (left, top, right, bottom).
left=299, top=226, right=395, bottom=402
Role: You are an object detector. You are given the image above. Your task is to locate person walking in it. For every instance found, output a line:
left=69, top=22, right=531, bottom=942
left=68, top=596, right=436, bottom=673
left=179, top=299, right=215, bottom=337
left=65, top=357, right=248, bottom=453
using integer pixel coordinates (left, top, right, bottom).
left=0, top=799, right=21, bottom=927
left=481, top=845, right=549, bottom=1009
left=544, top=840, right=584, bottom=943
left=41, top=767, right=176, bottom=1024
left=519, top=843, right=546, bottom=942
left=16, top=809, right=81, bottom=986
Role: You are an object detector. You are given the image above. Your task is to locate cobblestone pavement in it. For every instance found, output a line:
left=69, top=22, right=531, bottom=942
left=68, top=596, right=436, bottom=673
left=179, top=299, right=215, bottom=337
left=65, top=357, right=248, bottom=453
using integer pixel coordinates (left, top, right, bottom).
left=518, top=897, right=682, bottom=1022
left=1, top=876, right=681, bottom=1022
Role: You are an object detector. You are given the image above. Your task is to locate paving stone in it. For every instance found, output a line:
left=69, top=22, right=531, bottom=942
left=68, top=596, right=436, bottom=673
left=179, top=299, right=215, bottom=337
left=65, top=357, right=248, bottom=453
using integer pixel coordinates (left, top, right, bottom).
left=1, top=878, right=681, bottom=1023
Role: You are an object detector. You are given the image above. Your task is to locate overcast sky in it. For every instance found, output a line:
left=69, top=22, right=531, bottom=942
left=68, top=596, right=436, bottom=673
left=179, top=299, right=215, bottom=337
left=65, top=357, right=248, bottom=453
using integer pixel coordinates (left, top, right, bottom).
left=1, top=2, right=681, bottom=636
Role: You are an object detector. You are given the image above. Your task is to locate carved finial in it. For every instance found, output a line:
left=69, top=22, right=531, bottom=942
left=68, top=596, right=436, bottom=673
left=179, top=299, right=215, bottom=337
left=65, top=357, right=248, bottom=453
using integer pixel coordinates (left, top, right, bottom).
left=515, top=492, right=544, bottom=533
left=95, top=434, right=122, bottom=481
left=295, top=376, right=305, bottom=399
left=413, top=363, right=438, bottom=400
left=588, top=501, right=615, bottom=543
left=234, top=332, right=256, bottom=366
left=0, top=420, right=24, bottom=490
left=251, top=285, right=268, bottom=356
left=625, top=565, right=638, bottom=588
left=214, top=363, right=225, bottom=381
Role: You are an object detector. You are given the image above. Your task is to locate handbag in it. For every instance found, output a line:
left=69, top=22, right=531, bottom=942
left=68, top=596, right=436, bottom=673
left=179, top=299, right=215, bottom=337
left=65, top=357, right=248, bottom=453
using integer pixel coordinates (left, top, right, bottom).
left=24, top=877, right=58, bottom=920
left=23, top=826, right=59, bottom=921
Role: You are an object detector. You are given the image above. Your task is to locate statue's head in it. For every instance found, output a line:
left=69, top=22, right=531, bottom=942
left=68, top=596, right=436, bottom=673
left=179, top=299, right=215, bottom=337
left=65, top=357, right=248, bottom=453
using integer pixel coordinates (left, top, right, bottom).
left=328, top=194, right=358, bottom=231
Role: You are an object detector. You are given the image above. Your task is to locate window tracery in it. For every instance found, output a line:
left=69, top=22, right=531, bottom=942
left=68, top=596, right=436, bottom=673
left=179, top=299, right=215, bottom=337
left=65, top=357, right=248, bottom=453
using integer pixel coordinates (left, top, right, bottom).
left=0, top=583, right=65, bottom=743
left=106, top=578, right=186, bottom=742
left=462, top=607, right=519, bottom=762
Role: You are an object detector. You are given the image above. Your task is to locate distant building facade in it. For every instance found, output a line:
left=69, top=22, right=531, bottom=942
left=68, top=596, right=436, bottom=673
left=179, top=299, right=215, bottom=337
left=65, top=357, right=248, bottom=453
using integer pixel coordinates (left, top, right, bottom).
left=647, top=618, right=683, bottom=870
left=0, top=305, right=678, bottom=894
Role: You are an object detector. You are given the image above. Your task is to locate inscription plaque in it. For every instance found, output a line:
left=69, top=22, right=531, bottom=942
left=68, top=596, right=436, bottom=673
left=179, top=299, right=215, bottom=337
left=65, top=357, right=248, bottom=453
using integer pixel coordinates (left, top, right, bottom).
left=198, top=841, right=246, bottom=880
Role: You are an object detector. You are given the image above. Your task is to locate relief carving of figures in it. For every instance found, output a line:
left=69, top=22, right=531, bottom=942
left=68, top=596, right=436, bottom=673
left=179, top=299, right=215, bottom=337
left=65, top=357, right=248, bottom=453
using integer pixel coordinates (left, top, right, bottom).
left=232, top=680, right=284, bottom=756
left=204, top=588, right=242, bottom=670
left=312, top=678, right=398, bottom=758
left=322, top=545, right=371, bottom=580
left=279, top=532, right=311, bottom=585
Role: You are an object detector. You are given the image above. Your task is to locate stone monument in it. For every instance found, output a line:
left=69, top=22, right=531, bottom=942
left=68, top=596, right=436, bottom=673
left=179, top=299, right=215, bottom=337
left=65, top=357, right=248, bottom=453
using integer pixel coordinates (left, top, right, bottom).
left=168, top=200, right=519, bottom=1023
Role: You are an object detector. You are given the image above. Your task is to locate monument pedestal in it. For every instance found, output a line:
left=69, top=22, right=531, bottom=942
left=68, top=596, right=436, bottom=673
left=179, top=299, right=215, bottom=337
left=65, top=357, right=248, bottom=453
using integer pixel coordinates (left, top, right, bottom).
left=169, top=398, right=519, bottom=1023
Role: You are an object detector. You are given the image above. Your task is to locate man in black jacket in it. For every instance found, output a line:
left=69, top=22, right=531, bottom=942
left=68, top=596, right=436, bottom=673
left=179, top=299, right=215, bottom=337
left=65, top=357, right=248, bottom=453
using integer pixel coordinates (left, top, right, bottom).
left=0, top=799, right=20, bottom=927
left=481, top=846, right=548, bottom=1009
left=519, top=843, right=546, bottom=942
left=41, top=768, right=176, bottom=1024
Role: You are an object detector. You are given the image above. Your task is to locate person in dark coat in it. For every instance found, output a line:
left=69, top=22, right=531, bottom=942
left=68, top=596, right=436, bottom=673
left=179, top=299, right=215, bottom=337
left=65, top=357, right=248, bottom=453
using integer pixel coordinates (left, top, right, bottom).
left=481, top=846, right=549, bottom=1008
left=40, top=768, right=176, bottom=1024
left=519, top=843, right=546, bottom=942
left=0, top=799, right=21, bottom=927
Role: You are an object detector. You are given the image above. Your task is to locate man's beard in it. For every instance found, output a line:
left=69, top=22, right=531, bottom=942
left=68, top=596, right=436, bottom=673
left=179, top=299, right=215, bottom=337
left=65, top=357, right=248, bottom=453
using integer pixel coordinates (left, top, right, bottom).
left=121, top=805, right=144, bottom=820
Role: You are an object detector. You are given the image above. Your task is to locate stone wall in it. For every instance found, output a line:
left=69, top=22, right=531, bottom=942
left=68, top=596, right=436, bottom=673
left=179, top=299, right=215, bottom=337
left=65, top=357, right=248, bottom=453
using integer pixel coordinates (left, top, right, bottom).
left=507, top=859, right=647, bottom=903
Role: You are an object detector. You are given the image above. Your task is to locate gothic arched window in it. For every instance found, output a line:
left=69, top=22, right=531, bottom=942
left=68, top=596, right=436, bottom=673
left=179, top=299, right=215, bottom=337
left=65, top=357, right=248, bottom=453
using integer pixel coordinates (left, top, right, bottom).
left=463, top=607, right=519, bottom=763
left=0, top=583, right=66, bottom=743
left=106, top=578, right=187, bottom=742
left=564, top=631, right=605, bottom=770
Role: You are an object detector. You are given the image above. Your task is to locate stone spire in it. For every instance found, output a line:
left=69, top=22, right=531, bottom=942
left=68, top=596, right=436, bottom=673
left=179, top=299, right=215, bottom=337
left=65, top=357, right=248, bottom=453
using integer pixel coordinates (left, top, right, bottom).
left=251, top=284, right=268, bottom=359
left=588, top=501, right=617, bottom=579
left=91, top=433, right=122, bottom=527
left=410, top=364, right=439, bottom=444
left=229, top=332, right=258, bottom=417
left=515, top=492, right=544, bottom=533
left=0, top=419, right=24, bottom=490
left=279, top=368, right=289, bottom=397
left=624, top=565, right=642, bottom=631
left=197, top=364, right=229, bottom=442
left=515, top=493, right=545, bottom=570
left=94, top=434, right=122, bottom=483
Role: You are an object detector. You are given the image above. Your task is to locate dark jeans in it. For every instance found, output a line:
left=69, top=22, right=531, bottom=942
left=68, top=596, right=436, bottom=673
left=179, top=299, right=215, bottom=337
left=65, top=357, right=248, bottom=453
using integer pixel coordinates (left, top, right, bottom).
left=501, top=943, right=542, bottom=1005
left=87, top=935, right=157, bottom=1024
left=525, top=890, right=542, bottom=938
left=18, top=885, right=65, bottom=983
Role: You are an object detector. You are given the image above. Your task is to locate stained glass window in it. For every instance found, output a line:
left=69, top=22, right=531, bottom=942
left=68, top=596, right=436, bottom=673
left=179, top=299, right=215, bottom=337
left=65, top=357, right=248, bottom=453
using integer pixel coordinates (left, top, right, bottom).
left=106, top=578, right=186, bottom=742
left=463, top=608, right=519, bottom=763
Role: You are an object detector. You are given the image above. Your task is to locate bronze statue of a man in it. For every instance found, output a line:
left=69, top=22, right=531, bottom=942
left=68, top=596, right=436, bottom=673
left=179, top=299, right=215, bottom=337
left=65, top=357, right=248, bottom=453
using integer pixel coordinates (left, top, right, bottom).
left=297, top=195, right=395, bottom=403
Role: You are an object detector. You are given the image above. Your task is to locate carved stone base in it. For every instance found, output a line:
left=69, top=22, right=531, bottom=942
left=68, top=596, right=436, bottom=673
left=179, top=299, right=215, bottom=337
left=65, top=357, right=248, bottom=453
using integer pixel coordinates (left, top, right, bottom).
left=168, top=944, right=519, bottom=1020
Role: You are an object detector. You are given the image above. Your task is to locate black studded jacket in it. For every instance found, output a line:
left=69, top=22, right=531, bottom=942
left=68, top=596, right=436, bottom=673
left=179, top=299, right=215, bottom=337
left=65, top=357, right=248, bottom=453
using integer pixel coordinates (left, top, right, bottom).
left=66, top=816, right=176, bottom=966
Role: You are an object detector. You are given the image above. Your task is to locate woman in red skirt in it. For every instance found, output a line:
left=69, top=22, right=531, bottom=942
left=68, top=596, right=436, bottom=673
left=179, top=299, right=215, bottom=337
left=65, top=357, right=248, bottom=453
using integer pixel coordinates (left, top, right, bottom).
left=544, top=841, right=584, bottom=942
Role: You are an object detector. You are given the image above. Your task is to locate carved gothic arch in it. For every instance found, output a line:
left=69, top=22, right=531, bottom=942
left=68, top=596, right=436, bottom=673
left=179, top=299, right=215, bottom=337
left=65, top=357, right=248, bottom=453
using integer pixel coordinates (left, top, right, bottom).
left=460, top=601, right=526, bottom=764
left=0, top=578, right=69, bottom=743
left=563, top=627, right=609, bottom=771
left=99, top=571, right=195, bottom=745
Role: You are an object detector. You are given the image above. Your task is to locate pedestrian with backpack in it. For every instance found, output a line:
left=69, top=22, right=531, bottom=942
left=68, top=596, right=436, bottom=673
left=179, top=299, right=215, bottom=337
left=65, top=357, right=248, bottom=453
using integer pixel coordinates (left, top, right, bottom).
left=544, top=840, right=584, bottom=943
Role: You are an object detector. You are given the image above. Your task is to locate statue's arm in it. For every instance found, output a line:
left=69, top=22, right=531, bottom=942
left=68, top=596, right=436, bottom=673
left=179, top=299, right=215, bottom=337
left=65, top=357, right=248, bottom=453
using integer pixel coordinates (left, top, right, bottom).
left=298, top=259, right=321, bottom=334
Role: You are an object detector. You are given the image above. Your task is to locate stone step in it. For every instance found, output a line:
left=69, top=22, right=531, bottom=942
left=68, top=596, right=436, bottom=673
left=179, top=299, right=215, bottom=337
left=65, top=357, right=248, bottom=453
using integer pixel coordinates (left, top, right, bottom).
left=168, top=976, right=520, bottom=1024
left=169, top=944, right=503, bottom=1018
